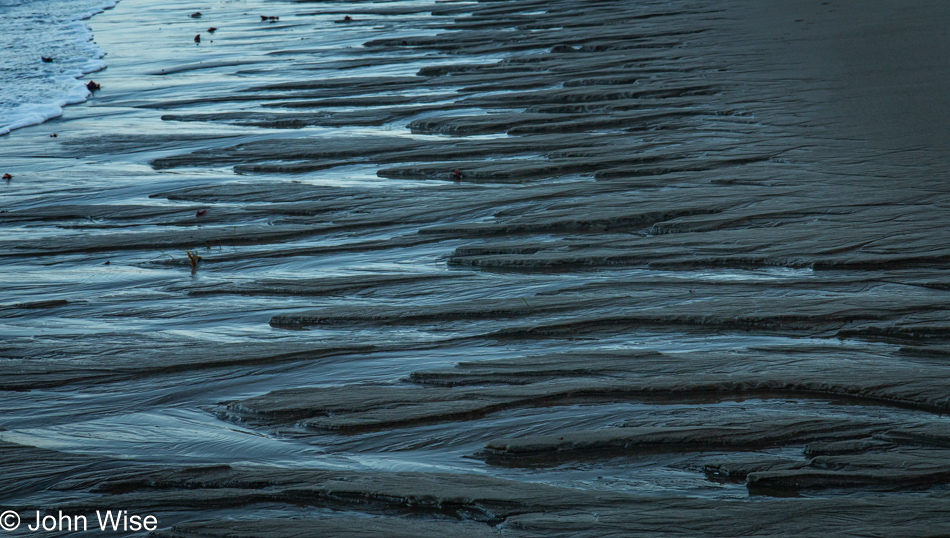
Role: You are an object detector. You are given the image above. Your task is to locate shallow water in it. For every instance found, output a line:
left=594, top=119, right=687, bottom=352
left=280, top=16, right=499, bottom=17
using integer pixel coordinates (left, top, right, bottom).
left=0, top=0, right=117, bottom=135
left=3, top=0, right=950, bottom=535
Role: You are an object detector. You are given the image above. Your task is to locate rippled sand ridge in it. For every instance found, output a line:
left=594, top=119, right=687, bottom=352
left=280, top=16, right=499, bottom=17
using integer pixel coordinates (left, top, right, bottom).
left=3, top=0, right=950, bottom=535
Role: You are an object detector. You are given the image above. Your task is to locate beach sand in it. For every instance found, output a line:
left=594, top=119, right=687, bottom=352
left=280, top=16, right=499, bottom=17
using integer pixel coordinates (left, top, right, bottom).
left=734, top=0, right=950, bottom=150
left=2, top=0, right=950, bottom=535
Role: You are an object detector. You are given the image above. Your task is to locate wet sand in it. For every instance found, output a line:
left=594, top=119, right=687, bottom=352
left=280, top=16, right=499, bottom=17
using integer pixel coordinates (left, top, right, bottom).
left=2, top=0, right=950, bottom=535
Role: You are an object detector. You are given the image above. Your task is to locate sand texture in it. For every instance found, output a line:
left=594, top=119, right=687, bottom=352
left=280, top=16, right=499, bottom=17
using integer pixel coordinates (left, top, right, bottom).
left=2, top=0, right=950, bottom=535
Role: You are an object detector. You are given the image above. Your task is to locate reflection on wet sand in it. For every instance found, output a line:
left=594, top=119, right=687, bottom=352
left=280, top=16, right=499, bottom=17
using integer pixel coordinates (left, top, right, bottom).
left=3, top=0, right=950, bottom=535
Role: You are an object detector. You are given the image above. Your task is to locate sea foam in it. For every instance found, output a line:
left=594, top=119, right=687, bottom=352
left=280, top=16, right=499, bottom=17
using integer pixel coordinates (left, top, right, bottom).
left=0, top=0, right=118, bottom=136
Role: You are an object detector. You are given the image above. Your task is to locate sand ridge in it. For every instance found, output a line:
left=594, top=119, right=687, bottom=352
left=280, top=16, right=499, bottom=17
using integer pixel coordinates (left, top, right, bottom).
left=1, top=0, right=950, bottom=535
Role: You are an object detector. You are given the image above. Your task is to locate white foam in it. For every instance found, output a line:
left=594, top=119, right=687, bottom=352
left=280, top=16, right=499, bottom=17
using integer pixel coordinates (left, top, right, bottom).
left=0, top=0, right=119, bottom=136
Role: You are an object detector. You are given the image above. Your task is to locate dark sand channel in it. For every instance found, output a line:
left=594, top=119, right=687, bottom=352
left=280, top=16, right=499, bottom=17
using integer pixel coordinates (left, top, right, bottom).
left=2, top=0, right=950, bottom=535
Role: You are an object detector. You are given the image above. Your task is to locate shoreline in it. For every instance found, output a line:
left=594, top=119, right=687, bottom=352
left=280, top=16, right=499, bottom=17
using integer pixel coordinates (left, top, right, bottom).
left=0, top=0, right=118, bottom=136
left=2, top=0, right=950, bottom=535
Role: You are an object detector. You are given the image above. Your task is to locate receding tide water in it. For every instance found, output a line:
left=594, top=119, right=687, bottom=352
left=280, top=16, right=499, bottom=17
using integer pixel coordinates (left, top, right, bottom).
left=3, top=0, right=950, bottom=535
left=0, top=0, right=117, bottom=135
